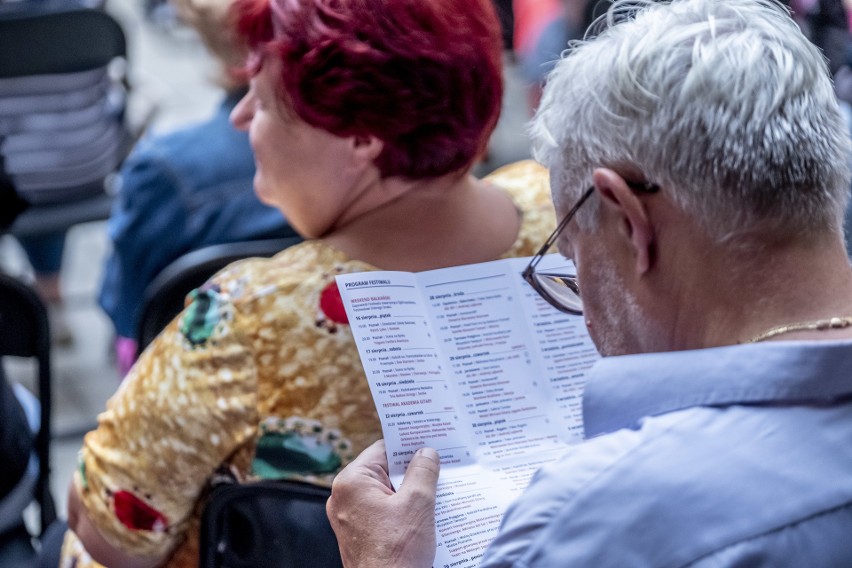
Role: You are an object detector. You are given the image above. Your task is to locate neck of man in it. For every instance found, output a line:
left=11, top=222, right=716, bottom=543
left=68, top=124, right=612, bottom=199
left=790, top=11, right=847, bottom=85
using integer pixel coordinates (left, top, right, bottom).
left=648, top=226, right=852, bottom=351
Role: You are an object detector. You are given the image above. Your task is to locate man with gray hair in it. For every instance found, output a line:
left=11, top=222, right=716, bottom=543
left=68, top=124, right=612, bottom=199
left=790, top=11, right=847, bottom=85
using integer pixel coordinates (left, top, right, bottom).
left=326, top=0, right=852, bottom=565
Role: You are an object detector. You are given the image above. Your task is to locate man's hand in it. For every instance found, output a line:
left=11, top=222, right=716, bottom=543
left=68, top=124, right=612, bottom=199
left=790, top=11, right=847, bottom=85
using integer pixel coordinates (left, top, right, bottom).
left=328, top=440, right=440, bottom=568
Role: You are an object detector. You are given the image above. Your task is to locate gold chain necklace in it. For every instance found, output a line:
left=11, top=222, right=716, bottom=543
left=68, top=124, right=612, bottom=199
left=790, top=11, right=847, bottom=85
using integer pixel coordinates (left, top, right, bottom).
left=747, top=316, right=852, bottom=343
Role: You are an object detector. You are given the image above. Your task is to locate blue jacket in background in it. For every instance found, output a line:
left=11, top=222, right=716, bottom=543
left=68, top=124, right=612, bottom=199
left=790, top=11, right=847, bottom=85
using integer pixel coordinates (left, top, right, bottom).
left=99, top=92, right=295, bottom=339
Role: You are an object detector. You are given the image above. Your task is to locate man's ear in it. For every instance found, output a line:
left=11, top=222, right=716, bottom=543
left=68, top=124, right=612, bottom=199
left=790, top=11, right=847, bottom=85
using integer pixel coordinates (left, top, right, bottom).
left=592, top=168, right=655, bottom=274
left=350, top=135, right=384, bottom=164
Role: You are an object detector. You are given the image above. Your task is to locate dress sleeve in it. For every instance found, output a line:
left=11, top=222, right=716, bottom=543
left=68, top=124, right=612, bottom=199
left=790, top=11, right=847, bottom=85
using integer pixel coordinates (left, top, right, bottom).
left=75, top=285, right=259, bottom=560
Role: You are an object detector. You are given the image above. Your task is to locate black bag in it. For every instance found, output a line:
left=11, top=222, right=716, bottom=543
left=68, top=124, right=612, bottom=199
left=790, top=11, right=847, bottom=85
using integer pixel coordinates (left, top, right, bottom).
left=199, top=479, right=344, bottom=568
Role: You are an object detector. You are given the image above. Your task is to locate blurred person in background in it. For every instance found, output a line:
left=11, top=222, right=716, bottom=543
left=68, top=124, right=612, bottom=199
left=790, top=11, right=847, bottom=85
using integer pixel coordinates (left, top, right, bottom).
left=61, top=0, right=557, bottom=566
left=513, top=0, right=589, bottom=111
left=0, top=152, right=66, bottom=568
left=97, top=0, right=296, bottom=376
left=0, top=151, right=36, bottom=566
left=2, top=0, right=117, bottom=347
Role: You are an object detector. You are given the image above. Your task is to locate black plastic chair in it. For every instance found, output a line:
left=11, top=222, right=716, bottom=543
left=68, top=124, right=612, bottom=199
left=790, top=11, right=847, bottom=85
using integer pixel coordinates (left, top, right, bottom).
left=0, top=272, right=56, bottom=535
left=136, top=237, right=303, bottom=352
left=0, top=2, right=150, bottom=238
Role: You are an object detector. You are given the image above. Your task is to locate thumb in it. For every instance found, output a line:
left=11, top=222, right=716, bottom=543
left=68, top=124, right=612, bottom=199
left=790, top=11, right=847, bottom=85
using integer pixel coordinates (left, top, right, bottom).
left=399, top=447, right=440, bottom=498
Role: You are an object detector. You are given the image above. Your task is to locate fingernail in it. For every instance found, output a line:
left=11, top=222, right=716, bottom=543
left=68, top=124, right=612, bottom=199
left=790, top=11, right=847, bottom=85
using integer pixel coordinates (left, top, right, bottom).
left=416, top=447, right=438, bottom=461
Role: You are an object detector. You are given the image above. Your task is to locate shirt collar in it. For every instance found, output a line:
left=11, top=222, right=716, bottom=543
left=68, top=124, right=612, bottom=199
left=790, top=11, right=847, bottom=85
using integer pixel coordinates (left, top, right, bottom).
left=583, top=340, right=852, bottom=438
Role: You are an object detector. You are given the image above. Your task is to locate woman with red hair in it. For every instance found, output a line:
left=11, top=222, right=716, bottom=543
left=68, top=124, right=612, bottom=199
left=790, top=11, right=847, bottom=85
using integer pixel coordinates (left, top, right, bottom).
left=62, top=0, right=555, bottom=566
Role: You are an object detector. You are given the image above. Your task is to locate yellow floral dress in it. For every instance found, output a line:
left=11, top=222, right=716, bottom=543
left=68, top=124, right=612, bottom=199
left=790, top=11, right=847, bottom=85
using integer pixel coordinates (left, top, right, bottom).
left=60, top=160, right=556, bottom=568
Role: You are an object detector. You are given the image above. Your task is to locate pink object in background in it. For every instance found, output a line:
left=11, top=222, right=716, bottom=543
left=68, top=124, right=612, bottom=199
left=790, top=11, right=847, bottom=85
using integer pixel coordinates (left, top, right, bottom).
left=115, top=336, right=138, bottom=377
left=513, top=0, right=563, bottom=55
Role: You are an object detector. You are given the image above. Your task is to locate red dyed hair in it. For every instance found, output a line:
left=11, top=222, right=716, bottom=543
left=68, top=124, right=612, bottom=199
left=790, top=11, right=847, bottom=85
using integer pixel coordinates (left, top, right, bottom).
left=232, top=0, right=504, bottom=179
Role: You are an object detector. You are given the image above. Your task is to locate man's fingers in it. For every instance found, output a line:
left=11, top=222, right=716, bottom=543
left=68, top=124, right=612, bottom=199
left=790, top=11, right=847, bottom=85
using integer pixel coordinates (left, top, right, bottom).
left=349, top=439, right=388, bottom=467
left=332, top=439, right=393, bottom=497
left=399, top=447, right=440, bottom=499
left=328, top=445, right=440, bottom=568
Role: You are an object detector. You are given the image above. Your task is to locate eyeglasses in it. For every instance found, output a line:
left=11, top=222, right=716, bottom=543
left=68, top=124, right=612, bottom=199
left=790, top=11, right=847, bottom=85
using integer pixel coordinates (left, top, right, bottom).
left=522, top=181, right=659, bottom=315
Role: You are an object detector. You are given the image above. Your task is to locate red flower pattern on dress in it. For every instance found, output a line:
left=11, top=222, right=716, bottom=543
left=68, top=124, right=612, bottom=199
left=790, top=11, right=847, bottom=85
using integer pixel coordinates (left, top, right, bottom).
left=113, top=490, right=169, bottom=532
left=319, top=281, right=349, bottom=324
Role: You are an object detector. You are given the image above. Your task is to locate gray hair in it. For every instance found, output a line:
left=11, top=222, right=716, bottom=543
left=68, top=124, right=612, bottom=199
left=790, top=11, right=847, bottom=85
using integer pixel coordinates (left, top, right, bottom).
left=531, top=0, right=852, bottom=240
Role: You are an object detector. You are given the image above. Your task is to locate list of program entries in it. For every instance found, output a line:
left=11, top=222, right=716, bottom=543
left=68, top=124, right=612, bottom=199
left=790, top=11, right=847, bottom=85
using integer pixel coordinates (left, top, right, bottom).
left=338, top=257, right=599, bottom=568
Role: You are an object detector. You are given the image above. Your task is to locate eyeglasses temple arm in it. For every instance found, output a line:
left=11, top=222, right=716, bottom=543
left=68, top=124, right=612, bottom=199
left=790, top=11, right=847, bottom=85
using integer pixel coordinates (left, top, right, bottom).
left=526, top=186, right=595, bottom=273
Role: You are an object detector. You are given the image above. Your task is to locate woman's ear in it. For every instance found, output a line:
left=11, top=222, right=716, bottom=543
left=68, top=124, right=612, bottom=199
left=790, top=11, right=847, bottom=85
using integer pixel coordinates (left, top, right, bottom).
left=592, top=168, right=655, bottom=274
left=351, top=135, right=384, bottom=164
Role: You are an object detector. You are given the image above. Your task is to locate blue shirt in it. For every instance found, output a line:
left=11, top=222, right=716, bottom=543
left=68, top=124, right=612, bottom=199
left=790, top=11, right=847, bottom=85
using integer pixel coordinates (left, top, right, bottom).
left=482, top=340, right=852, bottom=567
left=99, top=93, right=295, bottom=339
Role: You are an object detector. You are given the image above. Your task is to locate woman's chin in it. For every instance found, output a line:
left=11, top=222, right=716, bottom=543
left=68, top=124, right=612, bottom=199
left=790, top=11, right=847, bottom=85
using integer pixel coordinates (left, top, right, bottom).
left=253, top=182, right=274, bottom=206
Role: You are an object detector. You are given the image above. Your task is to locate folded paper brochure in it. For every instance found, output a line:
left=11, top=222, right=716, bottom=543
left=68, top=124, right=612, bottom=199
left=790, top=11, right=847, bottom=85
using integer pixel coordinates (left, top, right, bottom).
left=337, top=254, right=599, bottom=568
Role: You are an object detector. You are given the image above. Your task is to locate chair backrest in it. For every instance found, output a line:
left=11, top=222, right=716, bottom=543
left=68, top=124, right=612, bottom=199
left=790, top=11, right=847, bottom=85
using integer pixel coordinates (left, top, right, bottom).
left=199, top=480, right=343, bottom=568
left=0, top=5, right=125, bottom=79
left=0, top=3, right=138, bottom=237
left=136, top=237, right=303, bottom=351
left=0, top=272, right=56, bottom=535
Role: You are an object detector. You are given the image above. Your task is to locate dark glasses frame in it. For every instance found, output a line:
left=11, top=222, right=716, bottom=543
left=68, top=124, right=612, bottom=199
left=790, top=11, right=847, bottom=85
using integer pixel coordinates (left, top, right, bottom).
left=522, top=181, right=659, bottom=314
